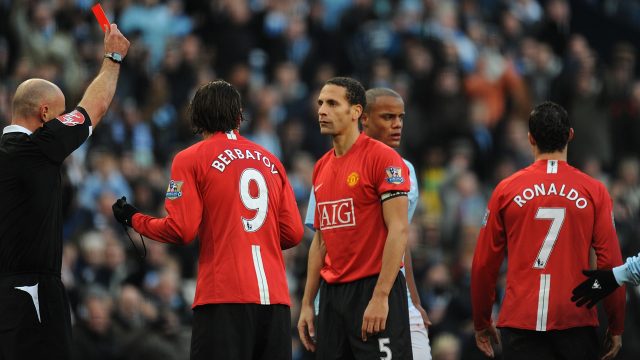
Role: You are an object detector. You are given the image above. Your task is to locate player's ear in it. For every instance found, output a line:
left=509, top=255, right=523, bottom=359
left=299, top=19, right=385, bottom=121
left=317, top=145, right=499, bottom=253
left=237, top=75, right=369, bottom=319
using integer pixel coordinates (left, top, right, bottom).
left=360, top=112, right=369, bottom=128
left=567, top=128, right=574, bottom=143
left=39, top=104, right=49, bottom=123
left=236, top=110, right=243, bottom=129
left=528, top=132, right=536, bottom=146
left=352, top=104, right=362, bottom=122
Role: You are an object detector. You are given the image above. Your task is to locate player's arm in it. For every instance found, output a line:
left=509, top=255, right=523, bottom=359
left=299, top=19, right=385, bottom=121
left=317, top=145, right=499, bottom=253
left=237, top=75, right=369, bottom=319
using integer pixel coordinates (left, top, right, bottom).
left=571, top=186, right=624, bottom=360
left=591, top=187, right=625, bottom=336
left=278, top=174, right=304, bottom=250
left=78, top=24, right=129, bottom=128
left=362, top=193, right=408, bottom=341
left=404, top=246, right=431, bottom=328
left=614, top=252, right=640, bottom=286
left=297, top=230, right=326, bottom=352
left=470, top=192, right=505, bottom=358
left=115, top=152, right=202, bottom=245
left=403, top=159, right=430, bottom=326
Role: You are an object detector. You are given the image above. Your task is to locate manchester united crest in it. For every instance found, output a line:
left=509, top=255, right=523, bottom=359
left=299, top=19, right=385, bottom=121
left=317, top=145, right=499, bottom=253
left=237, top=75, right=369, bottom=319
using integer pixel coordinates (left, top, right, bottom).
left=347, top=172, right=360, bottom=187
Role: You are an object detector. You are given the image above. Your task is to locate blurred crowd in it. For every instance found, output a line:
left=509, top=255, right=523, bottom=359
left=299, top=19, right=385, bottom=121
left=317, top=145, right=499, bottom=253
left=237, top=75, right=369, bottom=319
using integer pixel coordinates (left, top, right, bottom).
left=1, top=0, right=640, bottom=359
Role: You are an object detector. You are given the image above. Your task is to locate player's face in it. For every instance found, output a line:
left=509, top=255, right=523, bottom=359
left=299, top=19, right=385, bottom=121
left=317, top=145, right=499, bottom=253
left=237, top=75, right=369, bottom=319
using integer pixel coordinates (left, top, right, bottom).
left=317, top=84, right=359, bottom=136
left=361, top=96, right=404, bottom=148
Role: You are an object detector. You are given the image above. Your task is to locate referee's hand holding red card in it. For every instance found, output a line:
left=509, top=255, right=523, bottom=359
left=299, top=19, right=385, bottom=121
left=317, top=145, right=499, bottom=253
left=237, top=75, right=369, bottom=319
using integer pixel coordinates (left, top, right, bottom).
left=103, top=24, right=130, bottom=62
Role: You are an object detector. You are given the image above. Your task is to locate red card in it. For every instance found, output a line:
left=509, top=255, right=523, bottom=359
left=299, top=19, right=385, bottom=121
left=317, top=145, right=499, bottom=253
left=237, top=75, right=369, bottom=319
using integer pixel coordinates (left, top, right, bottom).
left=91, top=4, right=110, bottom=32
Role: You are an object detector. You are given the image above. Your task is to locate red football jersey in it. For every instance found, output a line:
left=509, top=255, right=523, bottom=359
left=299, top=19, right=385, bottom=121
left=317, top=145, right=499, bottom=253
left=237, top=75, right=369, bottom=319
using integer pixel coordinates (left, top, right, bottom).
left=313, top=133, right=410, bottom=283
left=472, top=160, right=625, bottom=334
left=132, top=131, right=303, bottom=307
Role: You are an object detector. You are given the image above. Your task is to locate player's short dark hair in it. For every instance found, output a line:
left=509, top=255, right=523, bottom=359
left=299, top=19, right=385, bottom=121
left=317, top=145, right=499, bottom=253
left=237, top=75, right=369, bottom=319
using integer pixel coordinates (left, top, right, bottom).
left=189, top=80, right=242, bottom=134
left=365, top=88, right=403, bottom=114
left=325, top=77, right=366, bottom=115
left=528, top=101, right=571, bottom=153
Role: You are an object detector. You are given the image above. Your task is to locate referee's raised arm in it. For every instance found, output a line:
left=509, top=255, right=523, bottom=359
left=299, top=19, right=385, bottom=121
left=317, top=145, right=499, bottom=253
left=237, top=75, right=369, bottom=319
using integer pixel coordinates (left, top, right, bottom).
left=0, top=21, right=129, bottom=360
left=78, top=23, right=130, bottom=127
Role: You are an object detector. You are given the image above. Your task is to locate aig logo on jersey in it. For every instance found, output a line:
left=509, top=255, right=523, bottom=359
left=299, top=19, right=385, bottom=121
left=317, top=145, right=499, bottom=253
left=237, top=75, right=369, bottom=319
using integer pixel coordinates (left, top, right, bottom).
left=166, top=180, right=184, bottom=200
left=385, top=167, right=404, bottom=184
left=318, top=198, right=356, bottom=230
left=57, top=110, right=85, bottom=126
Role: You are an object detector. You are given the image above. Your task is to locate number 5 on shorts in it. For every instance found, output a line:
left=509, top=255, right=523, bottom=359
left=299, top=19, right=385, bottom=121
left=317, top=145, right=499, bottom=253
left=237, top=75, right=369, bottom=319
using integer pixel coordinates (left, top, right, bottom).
left=379, top=338, right=392, bottom=360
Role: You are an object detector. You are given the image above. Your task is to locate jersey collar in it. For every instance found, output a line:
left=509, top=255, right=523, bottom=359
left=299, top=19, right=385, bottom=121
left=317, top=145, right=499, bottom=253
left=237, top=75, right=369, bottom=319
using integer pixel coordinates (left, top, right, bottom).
left=3, top=124, right=32, bottom=135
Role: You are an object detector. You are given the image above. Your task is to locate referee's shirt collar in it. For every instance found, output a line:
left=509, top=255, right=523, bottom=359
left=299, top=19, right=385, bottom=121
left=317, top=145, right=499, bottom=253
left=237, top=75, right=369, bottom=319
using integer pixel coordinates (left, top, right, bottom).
left=3, top=125, right=32, bottom=135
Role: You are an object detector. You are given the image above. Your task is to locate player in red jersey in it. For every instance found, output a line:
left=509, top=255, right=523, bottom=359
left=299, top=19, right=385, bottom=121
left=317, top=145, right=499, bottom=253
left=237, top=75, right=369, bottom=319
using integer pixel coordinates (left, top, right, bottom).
left=297, top=77, right=413, bottom=359
left=112, top=80, right=303, bottom=360
left=471, top=102, right=625, bottom=360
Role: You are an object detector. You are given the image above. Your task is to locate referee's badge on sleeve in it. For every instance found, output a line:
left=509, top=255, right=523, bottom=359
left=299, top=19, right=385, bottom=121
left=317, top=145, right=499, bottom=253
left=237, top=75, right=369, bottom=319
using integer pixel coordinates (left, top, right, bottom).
left=385, top=167, right=405, bottom=184
left=166, top=180, right=184, bottom=200
left=56, top=110, right=85, bottom=126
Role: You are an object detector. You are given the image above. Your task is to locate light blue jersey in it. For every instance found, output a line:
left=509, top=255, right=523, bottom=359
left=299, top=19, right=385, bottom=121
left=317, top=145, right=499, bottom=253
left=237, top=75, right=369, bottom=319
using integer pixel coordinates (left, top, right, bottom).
left=613, top=252, right=640, bottom=286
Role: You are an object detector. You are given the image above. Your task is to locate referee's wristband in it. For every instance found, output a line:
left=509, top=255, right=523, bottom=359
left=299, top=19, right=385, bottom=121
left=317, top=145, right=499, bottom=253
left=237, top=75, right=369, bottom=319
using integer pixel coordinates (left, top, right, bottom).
left=104, top=52, right=123, bottom=64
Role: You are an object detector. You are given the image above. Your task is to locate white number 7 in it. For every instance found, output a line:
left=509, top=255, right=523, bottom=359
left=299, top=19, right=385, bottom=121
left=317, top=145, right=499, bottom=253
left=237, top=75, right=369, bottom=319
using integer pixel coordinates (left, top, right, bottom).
left=533, top=207, right=565, bottom=269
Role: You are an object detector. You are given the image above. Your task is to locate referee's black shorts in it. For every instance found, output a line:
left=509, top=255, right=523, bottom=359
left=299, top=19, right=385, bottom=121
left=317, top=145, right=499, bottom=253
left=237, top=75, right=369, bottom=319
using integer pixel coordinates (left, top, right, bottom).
left=500, top=326, right=599, bottom=360
left=316, top=273, right=413, bottom=360
left=190, top=303, right=291, bottom=360
left=0, top=273, right=72, bottom=360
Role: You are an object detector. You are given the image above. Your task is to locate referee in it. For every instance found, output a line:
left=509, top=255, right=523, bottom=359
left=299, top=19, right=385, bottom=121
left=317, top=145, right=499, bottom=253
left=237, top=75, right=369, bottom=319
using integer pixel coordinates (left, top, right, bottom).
left=0, top=24, right=129, bottom=360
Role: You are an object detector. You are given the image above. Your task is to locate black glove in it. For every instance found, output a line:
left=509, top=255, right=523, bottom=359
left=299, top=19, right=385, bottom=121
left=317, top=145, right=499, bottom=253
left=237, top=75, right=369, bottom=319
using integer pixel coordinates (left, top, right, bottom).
left=571, top=269, right=619, bottom=308
left=112, top=196, right=140, bottom=227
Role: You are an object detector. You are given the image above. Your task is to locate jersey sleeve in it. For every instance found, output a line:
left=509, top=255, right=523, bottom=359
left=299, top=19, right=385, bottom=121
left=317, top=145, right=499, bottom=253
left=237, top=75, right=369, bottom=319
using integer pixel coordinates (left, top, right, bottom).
left=613, top=252, right=640, bottom=286
left=471, top=185, right=507, bottom=331
left=31, top=107, right=92, bottom=163
left=592, top=183, right=626, bottom=334
left=372, top=145, right=410, bottom=196
left=278, top=170, right=304, bottom=250
left=133, top=151, right=203, bottom=244
left=312, top=160, right=322, bottom=231
left=405, top=159, right=419, bottom=221
left=305, top=191, right=316, bottom=231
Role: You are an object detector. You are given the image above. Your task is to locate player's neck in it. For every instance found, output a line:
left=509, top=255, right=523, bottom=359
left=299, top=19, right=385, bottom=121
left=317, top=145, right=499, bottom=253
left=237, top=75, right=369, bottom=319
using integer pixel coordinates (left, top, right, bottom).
left=534, top=149, right=567, bottom=162
left=332, top=127, right=360, bottom=157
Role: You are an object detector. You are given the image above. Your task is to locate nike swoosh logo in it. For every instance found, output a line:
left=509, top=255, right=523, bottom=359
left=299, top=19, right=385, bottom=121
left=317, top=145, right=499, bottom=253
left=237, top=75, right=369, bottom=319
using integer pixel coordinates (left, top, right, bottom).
left=314, top=183, right=323, bottom=192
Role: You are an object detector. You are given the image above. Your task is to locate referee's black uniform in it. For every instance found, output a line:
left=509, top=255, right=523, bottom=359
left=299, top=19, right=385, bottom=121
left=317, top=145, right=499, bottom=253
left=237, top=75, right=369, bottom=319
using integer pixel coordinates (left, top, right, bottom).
left=0, top=107, right=91, bottom=360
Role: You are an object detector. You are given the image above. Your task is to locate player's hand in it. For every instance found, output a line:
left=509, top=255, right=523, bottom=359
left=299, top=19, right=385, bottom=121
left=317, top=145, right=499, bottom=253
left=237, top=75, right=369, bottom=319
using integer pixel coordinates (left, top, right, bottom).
left=475, top=325, right=500, bottom=358
left=361, top=294, right=389, bottom=342
left=297, top=303, right=317, bottom=352
left=414, top=302, right=432, bottom=328
left=104, top=23, right=130, bottom=59
left=112, top=196, right=139, bottom=227
left=571, top=269, right=619, bottom=308
left=601, top=330, right=621, bottom=360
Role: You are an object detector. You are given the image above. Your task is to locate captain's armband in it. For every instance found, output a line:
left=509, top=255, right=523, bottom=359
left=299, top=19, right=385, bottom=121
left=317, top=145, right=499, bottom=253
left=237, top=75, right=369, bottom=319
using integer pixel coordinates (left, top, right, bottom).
left=380, top=191, right=408, bottom=202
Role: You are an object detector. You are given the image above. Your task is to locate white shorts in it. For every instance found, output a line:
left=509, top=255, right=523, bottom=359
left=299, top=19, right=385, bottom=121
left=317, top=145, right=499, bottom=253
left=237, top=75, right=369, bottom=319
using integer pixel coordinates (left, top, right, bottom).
left=410, top=324, right=432, bottom=360
left=408, top=302, right=432, bottom=360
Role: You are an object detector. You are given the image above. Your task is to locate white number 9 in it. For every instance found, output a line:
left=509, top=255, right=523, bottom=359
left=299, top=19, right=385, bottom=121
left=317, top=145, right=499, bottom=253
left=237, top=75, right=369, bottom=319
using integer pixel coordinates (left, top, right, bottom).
left=240, top=168, right=268, bottom=232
